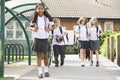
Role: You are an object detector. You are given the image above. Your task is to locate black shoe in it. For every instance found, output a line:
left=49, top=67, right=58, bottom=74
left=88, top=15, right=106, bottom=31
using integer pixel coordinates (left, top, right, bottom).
left=55, top=64, right=59, bottom=67
left=96, top=61, right=99, bottom=67
left=60, top=61, right=64, bottom=66
left=90, top=60, right=93, bottom=66
left=81, top=64, right=85, bottom=67
left=45, top=72, right=50, bottom=77
left=38, top=74, right=43, bottom=78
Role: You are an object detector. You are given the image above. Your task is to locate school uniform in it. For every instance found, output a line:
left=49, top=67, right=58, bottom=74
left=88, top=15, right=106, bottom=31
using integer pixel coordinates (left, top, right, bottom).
left=75, top=25, right=89, bottom=49
left=52, top=26, right=66, bottom=66
left=32, top=15, right=53, bottom=53
left=89, top=25, right=102, bottom=51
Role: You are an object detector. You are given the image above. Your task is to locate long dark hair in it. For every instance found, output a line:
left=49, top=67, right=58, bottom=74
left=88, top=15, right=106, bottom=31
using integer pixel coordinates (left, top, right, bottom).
left=32, top=3, right=53, bottom=23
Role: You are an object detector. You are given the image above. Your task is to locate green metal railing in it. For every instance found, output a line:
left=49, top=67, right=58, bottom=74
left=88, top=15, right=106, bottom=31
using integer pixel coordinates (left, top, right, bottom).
left=4, top=43, right=24, bottom=64
left=5, top=7, right=31, bottom=65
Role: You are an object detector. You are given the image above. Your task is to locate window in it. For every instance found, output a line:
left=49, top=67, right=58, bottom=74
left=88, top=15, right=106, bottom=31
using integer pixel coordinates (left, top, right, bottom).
left=5, top=22, right=14, bottom=39
left=5, top=20, right=32, bottom=40
left=104, top=21, right=114, bottom=31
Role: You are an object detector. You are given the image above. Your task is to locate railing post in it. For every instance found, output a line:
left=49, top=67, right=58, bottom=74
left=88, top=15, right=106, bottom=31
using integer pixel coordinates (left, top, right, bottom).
left=8, top=46, right=10, bottom=64
left=18, top=44, right=24, bottom=61
left=11, top=45, right=14, bottom=62
left=106, top=37, right=110, bottom=59
left=116, top=35, right=120, bottom=66
left=110, top=36, right=114, bottom=62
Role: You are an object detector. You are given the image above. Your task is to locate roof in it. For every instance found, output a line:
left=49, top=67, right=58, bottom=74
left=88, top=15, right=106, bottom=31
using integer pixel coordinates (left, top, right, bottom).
left=43, top=0, right=120, bottom=19
left=5, top=0, right=43, bottom=23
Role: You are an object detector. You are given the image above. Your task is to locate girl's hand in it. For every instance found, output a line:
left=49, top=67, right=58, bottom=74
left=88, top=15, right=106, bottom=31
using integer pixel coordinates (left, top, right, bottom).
left=75, top=32, right=80, bottom=38
left=88, top=32, right=91, bottom=37
left=96, top=33, right=100, bottom=37
left=34, top=27, right=39, bottom=32
left=30, top=27, right=38, bottom=32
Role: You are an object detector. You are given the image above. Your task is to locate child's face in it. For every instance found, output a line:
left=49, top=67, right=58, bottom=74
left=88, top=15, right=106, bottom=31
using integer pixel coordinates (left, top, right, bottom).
left=91, top=20, right=97, bottom=25
left=36, top=5, right=44, bottom=15
left=54, top=20, right=60, bottom=26
left=81, top=18, right=86, bottom=25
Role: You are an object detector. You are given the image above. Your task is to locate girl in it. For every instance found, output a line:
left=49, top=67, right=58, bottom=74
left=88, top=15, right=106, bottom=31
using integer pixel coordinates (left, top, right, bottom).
left=52, top=18, right=67, bottom=67
left=88, top=17, right=102, bottom=67
left=30, top=3, right=55, bottom=78
left=75, top=17, right=89, bottom=67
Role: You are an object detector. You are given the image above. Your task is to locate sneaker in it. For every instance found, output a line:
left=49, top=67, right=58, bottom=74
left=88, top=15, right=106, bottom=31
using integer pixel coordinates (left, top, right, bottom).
left=81, top=62, right=85, bottom=67
left=38, top=74, right=43, bottom=78
left=45, top=72, right=50, bottom=77
left=90, top=60, right=93, bottom=66
left=96, top=61, right=99, bottom=67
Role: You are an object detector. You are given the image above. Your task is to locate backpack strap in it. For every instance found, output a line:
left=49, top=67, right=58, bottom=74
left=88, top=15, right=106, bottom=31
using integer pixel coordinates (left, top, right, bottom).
left=78, top=26, right=81, bottom=37
left=51, top=30, right=54, bottom=34
left=96, top=26, right=99, bottom=33
left=96, top=26, right=100, bottom=40
left=59, top=26, right=69, bottom=42
left=86, top=26, right=89, bottom=38
left=59, top=26, right=63, bottom=34
left=44, top=16, right=47, bottom=27
left=66, top=33, right=69, bottom=42
left=86, top=26, right=88, bottom=33
left=59, top=26, right=65, bottom=43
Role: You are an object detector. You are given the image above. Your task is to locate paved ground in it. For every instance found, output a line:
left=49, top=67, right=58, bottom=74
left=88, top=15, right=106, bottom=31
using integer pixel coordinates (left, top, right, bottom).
left=4, top=55, right=120, bottom=80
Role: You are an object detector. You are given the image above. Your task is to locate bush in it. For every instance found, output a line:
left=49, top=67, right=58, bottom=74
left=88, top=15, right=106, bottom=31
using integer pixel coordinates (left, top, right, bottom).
left=100, top=31, right=114, bottom=46
left=100, top=39, right=107, bottom=57
left=65, top=44, right=78, bottom=54
left=100, top=30, right=120, bottom=57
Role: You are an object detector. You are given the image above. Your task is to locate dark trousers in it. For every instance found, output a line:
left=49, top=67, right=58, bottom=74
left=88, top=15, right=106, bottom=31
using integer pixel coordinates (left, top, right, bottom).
left=53, top=45, right=65, bottom=65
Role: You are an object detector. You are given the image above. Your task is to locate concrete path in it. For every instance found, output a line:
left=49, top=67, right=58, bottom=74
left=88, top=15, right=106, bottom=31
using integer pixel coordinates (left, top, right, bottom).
left=5, top=55, right=120, bottom=80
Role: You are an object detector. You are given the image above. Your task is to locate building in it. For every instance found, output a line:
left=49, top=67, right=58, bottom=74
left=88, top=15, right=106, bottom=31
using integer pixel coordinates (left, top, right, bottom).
left=5, top=0, right=120, bottom=45
left=43, top=0, right=120, bottom=30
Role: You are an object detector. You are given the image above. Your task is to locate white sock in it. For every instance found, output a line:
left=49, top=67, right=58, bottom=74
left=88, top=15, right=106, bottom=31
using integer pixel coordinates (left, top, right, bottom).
left=44, top=66, right=49, bottom=73
left=38, top=67, right=43, bottom=74
left=81, top=62, right=85, bottom=65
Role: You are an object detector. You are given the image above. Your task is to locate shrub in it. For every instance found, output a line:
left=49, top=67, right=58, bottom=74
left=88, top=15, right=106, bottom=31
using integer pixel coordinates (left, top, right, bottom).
left=65, top=44, right=78, bottom=54
left=100, top=30, right=120, bottom=57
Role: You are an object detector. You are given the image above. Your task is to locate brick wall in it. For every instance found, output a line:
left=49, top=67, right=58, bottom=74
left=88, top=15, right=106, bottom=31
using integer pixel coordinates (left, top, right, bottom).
left=114, top=22, right=120, bottom=30
left=100, top=21, right=120, bottom=31
left=61, top=21, right=76, bottom=30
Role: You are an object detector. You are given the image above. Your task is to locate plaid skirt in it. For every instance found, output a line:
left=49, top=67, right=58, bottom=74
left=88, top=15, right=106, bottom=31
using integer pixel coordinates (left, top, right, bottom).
left=32, top=38, right=49, bottom=53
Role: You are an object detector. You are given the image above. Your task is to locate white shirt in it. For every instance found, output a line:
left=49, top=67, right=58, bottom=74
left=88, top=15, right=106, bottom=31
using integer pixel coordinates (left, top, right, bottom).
left=51, top=26, right=66, bottom=46
left=89, top=25, right=102, bottom=40
left=75, top=25, right=89, bottom=41
left=33, top=16, right=53, bottom=39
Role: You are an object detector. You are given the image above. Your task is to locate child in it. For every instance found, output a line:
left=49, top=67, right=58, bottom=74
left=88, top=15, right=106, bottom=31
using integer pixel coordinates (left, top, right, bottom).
left=52, top=18, right=67, bottom=67
left=75, top=17, right=89, bottom=67
left=30, top=3, right=55, bottom=78
left=88, top=17, right=102, bottom=67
